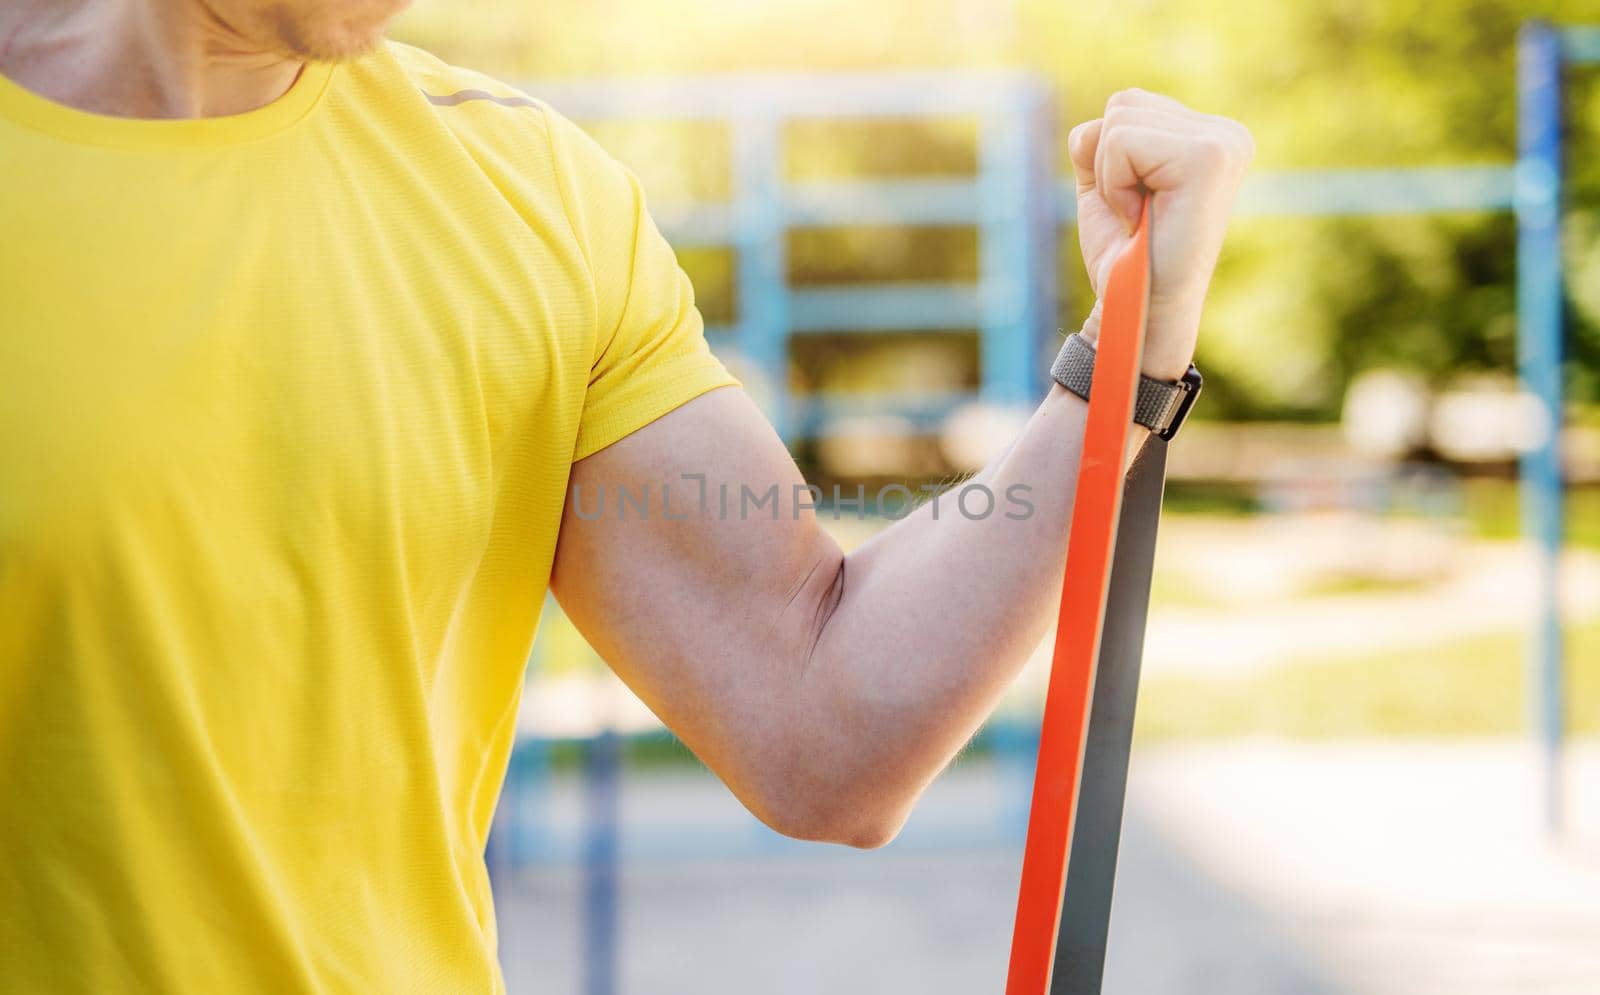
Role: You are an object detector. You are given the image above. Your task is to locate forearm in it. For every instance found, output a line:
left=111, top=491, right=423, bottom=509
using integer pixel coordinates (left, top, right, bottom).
left=794, top=385, right=1149, bottom=837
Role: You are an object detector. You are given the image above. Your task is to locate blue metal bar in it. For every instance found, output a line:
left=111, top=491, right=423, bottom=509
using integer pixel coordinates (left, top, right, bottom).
left=530, top=70, right=1040, bottom=119
left=1024, top=86, right=1062, bottom=378
left=781, top=178, right=981, bottom=226
left=581, top=731, right=622, bottom=995
left=1058, top=166, right=1517, bottom=222
left=977, top=101, right=1039, bottom=406
left=1564, top=26, right=1600, bottom=64
left=1515, top=20, right=1566, bottom=836
left=662, top=165, right=1524, bottom=246
left=664, top=165, right=1523, bottom=246
left=489, top=736, right=551, bottom=868
left=730, top=114, right=790, bottom=436
left=788, top=283, right=983, bottom=332
left=1233, top=165, right=1517, bottom=218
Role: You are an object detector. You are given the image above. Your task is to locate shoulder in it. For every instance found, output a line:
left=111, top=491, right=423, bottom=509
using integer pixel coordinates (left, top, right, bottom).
left=375, top=40, right=554, bottom=139
left=374, top=41, right=629, bottom=201
left=381, top=42, right=536, bottom=111
left=378, top=41, right=621, bottom=169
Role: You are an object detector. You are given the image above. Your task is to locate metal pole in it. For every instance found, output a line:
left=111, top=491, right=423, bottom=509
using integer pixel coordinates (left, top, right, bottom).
left=1515, top=20, right=1566, bottom=836
left=731, top=114, right=790, bottom=439
left=1025, top=82, right=1063, bottom=384
left=978, top=99, right=1038, bottom=407
left=581, top=730, right=622, bottom=995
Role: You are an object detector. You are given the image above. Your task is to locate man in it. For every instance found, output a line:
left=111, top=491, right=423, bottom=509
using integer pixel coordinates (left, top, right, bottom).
left=0, top=0, right=1252, bottom=991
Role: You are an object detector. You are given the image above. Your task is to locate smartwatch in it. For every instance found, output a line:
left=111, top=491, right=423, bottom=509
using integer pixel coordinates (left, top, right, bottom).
left=1050, top=332, right=1203, bottom=441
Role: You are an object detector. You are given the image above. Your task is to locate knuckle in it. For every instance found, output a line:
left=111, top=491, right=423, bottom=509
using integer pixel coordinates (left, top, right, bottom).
left=1235, top=123, right=1258, bottom=162
left=1210, top=117, right=1256, bottom=164
left=1101, top=105, right=1128, bottom=128
left=1189, top=134, right=1230, bottom=169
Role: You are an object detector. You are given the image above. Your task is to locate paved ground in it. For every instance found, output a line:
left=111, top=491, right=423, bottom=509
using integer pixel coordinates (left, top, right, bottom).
left=494, top=740, right=1600, bottom=995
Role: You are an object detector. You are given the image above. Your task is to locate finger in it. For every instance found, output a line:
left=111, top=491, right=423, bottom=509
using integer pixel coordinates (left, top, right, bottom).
left=1106, top=88, right=1248, bottom=145
left=1092, top=117, right=1130, bottom=230
left=1103, top=107, right=1255, bottom=181
left=1102, top=103, right=1212, bottom=139
left=1067, top=118, right=1103, bottom=191
left=1104, top=87, right=1200, bottom=121
left=1095, top=123, right=1195, bottom=229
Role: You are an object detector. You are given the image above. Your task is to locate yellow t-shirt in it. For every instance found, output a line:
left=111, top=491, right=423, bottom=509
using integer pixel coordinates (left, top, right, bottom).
left=0, top=41, right=735, bottom=993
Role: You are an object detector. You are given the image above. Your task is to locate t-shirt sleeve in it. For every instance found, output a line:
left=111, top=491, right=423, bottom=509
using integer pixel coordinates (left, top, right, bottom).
left=541, top=105, right=740, bottom=462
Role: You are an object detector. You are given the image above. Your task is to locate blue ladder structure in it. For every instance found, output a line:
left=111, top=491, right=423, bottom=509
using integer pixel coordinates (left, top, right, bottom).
left=529, top=71, right=1062, bottom=440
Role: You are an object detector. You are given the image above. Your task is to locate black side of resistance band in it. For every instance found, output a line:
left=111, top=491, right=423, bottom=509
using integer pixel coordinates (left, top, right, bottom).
left=1049, top=437, right=1169, bottom=994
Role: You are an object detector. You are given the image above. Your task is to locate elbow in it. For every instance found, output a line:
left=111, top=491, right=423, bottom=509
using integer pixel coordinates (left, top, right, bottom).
left=838, top=816, right=905, bottom=851
left=757, top=795, right=906, bottom=851
left=804, top=800, right=905, bottom=850
left=739, top=767, right=909, bottom=850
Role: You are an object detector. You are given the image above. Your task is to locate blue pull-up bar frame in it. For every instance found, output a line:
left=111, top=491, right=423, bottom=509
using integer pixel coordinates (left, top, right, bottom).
left=1515, top=20, right=1595, bottom=836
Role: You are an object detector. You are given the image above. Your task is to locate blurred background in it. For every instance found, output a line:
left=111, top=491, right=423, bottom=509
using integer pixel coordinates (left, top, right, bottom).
left=392, top=1, right=1600, bottom=992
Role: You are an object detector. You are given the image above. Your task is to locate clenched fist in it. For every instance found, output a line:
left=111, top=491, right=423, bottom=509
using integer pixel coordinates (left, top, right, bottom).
left=1069, top=89, right=1253, bottom=381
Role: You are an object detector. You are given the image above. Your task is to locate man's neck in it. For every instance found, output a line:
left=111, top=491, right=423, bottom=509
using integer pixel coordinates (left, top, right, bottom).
left=0, top=0, right=301, bottom=119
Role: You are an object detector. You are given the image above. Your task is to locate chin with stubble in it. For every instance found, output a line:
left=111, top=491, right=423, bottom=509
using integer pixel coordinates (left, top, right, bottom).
left=238, top=0, right=413, bottom=61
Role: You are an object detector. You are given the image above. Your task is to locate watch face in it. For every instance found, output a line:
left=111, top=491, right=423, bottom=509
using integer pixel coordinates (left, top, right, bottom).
left=1160, top=371, right=1203, bottom=441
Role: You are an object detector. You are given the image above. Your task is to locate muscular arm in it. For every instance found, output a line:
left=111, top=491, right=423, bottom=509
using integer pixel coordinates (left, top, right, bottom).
left=552, top=382, right=1133, bottom=846
left=549, top=89, right=1251, bottom=847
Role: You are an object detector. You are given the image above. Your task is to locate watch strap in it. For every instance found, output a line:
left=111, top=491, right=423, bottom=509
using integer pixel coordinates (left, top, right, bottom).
left=1050, top=333, right=1201, bottom=441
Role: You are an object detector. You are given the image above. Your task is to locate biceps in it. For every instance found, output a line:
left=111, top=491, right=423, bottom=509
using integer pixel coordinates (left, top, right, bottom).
left=549, top=388, right=842, bottom=745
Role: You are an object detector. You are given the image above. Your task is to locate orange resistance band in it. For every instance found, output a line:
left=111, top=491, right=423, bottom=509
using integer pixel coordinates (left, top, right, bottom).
left=1005, top=198, right=1153, bottom=995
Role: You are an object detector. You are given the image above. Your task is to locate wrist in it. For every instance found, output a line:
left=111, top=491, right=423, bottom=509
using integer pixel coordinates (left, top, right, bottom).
left=1050, top=331, right=1204, bottom=442
left=1138, top=344, right=1196, bottom=383
left=1076, top=304, right=1194, bottom=383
